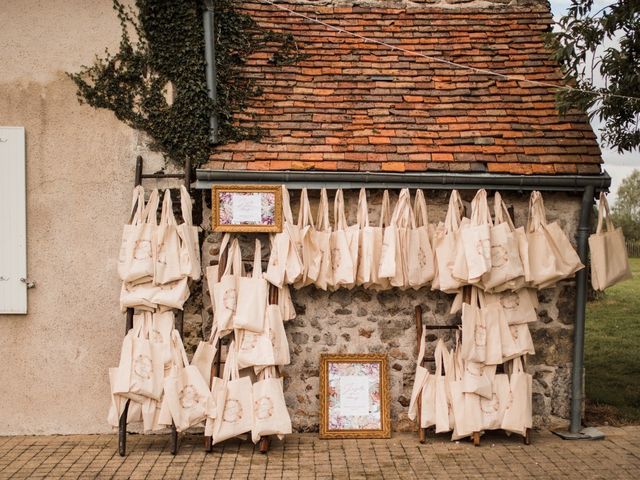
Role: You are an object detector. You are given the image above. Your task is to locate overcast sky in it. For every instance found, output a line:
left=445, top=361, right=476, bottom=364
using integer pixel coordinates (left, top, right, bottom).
left=548, top=0, right=637, bottom=203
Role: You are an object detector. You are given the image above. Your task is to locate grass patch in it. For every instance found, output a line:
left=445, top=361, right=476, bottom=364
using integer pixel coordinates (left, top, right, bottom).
left=585, top=257, right=640, bottom=424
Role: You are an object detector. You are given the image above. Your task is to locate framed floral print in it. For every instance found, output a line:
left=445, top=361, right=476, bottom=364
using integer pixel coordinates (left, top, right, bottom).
left=319, top=354, right=391, bottom=439
left=212, top=184, right=282, bottom=233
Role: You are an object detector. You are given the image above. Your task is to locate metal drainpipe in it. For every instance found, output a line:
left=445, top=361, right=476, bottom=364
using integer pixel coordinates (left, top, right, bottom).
left=203, top=0, right=218, bottom=144
left=570, top=184, right=595, bottom=433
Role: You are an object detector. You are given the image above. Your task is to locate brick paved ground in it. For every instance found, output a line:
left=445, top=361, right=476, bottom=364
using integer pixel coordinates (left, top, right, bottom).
left=1, top=427, right=639, bottom=479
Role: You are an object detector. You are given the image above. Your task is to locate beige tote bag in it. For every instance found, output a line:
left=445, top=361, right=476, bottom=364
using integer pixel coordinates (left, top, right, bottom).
left=365, top=190, right=392, bottom=291
left=191, top=324, right=220, bottom=387
left=408, top=327, right=429, bottom=421
left=480, top=372, right=510, bottom=431
left=408, top=189, right=436, bottom=289
left=434, top=340, right=453, bottom=434
left=356, top=189, right=375, bottom=286
left=331, top=189, right=358, bottom=288
left=207, top=345, right=254, bottom=444
left=312, top=188, right=333, bottom=290
left=177, top=185, right=201, bottom=281
left=278, top=285, right=297, bottom=321
left=461, top=288, right=487, bottom=363
left=234, top=239, right=268, bottom=333
left=251, top=366, right=292, bottom=443
left=501, top=356, right=532, bottom=436
left=461, top=360, right=494, bottom=400
left=154, top=190, right=183, bottom=285
left=294, top=188, right=321, bottom=288
left=379, top=188, right=411, bottom=288
left=449, top=339, right=477, bottom=440
left=435, top=190, right=467, bottom=293
left=590, top=192, right=632, bottom=290
left=212, top=239, right=243, bottom=335
left=482, top=193, right=526, bottom=291
left=119, top=280, right=157, bottom=312
left=162, top=331, right=217, bottom=432
left=282, top=186, right=304, bottom=286
left=459, top=189, right=492, bottom=282
left=151, top=277, right=190, bottom=310
left=485, top=289, right=537, bottom=325
left=120, top=189, right=160, bottom=283
left=527, top=191, right=584, bottom=288
left=118, top=186, right=145, bottom=280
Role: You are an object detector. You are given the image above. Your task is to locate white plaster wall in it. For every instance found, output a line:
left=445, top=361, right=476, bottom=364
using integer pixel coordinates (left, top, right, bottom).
left=0, top=0, right=164, bottom=434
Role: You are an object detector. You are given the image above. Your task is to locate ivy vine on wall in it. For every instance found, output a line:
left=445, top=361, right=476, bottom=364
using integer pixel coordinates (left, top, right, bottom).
left=68, top=0, right=306, bottom=168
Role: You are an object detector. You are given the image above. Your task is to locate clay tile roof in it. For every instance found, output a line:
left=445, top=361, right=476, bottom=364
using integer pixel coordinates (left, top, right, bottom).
left=205, top=0, right=603, bottom=175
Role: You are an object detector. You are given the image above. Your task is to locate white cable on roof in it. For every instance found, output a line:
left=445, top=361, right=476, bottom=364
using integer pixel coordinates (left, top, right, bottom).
left=257, top=0, right=640, bottom=103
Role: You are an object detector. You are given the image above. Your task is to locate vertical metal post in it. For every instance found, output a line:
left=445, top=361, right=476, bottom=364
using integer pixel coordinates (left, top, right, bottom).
left=203, top=0, right=218, bottom=144
left=570, top=185, right=595, bottom=433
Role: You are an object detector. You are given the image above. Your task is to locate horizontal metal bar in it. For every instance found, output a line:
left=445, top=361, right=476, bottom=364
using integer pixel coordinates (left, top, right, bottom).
left=195, top=169, right=611, bottom=192
left=141, top=173, right=186, bottom=179
left=421, top=324, right=461, bottom=330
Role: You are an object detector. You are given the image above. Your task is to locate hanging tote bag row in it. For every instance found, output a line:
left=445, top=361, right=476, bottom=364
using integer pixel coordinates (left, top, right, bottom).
left=118, top=186, right=200, bottom=311
left=589, top=192, right=633, bottom=291
left=409, top=336, right=532, bottom=441
left=267, top=187, right=584, bottom=293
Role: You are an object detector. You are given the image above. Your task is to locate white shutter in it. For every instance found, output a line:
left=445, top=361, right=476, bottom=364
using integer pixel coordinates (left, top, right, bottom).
left=0, top=127, right=27, bottom=314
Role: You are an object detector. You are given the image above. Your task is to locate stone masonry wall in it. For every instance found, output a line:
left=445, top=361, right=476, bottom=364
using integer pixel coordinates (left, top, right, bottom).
left=196, top=189, right=580, bottom=432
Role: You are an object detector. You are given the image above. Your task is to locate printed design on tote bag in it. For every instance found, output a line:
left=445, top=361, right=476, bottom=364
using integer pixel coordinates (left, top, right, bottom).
left=133, top=240, right=152, bottom=260
left=418, top=247, right=429, bottom=268
left=504, top=391, right=514, bottom=410
left=491, top=245, right=509, bottom=268
left=118, top=241, right=128, bottom=263
left=269, top=254, right=278, bottom=268
left=511, top=326, right=520, bottom=340
left=331, top=248, right=342, bottom=271
left=223, top=289, right=237, bottom=312
left=151, top=328, right=164, bottom=343
left=240, top=332, right=259, bottom=351
left=481, top=393, right=500, bottom=414
left=474, top=323, right=487, bottom=347
left=254, top=396, right=274, bottom=420
left=156, top=242, right=167, bottom=265
left=223, top=398, right=243, bottom=423
left=476, top=238, right=491, bottom=261
left=133, top=354, right=153, bottom=379
left=179, top=384, right=201, bottom=409
left=499, top=291, right=520, bottom=310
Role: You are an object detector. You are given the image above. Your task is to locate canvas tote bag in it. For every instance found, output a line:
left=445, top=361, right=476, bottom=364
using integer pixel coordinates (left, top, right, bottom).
left=234, top=239, right=268, bottom=333
left=449, top=334, right=478, bottom=440
left=501, top=356, right=533, bottom=436
left=365, top=190, right=391, bottom=291
left=207, top=345, right=254, bottom=444
left=294, top=188, right=321, bottom=288
left=312, top=188, right=333, bottom=290
left=408, top=189, right=436, bottom=289
left=356, top=188, right=375, bottom=287
left=212, top=238, right=243, bottom=335
left=177, top=185, right=201, bottom=281
left=480, top=372, right=510, bottom=431
left=118, top=186, right=145, bottom=280
left=589, top=192, right=632, bottom=290
left=251, top=366, right=292, bottom=443
left=120, top=189, right=160, bottom=283
left=265, top=186, right=302, bottom=287
left=527, top=191, right=584, bottom=288
left=153, top=189, right=183, bottom=285
left=408, top=327, right=429, bottom=422
left=191, top=324, right=221, bottom=387
left=435, top=190, right=467, bottom=293
left=161, top=330, right=217, bottom=432
left=379, top=188, right=411, bottom=288
left=482, top=193, right=526, bottom=292
left=331, top=189, right=358, bottom=288
left=485, top=289, right=537, bottom=325
left=151, top=276, right=190, bottom=310
left=111, top=314, right=164, bottom=402
left=434, top=340, right=453, bottom=433
left=461, top=288, right=487, bottom=364
left=459, top=189, right=493, bottom=283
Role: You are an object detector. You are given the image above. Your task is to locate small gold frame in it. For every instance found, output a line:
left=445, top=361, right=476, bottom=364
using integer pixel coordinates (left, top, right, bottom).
left=319, top=354, right=391, bottom=439
left=212, top=184, right=282, bottom=233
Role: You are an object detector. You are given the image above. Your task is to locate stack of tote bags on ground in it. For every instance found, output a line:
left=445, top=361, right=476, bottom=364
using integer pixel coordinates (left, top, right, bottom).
left=110, top=185, right=211, bottom=433
left=203, top=234, right=292, bottom=445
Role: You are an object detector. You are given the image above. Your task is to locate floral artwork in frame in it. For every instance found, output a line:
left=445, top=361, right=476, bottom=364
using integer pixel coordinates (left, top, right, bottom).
left=212, top=184, right=282, bottom=233
left=319, top=354, right=391, bottom=439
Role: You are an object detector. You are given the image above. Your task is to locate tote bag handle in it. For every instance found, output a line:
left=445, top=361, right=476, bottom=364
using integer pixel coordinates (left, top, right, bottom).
left=316, top=188, right=331, bottom=232
left=356, top=188, right=370, bottom=228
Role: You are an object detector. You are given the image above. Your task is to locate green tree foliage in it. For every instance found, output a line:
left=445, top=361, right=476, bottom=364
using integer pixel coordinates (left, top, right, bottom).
left=611, top=169, right=640, bottom=241
left=546, top=1, right=640, bottom=153
left=68, top=0, right=305, bottom=167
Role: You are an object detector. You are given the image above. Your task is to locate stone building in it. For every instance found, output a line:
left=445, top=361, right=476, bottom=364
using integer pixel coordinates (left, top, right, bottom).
left=0, top=0, right=608, bottom=436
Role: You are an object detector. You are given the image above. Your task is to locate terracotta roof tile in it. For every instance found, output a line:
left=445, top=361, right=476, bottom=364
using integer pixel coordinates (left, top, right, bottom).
left=205, top=0, right=603, bottom=175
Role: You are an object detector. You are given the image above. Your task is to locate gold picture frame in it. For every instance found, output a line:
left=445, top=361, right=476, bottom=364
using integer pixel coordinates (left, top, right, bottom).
left=212, top=184, right=282, bottom=233
left=319, top=354, right=391, bottom=439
